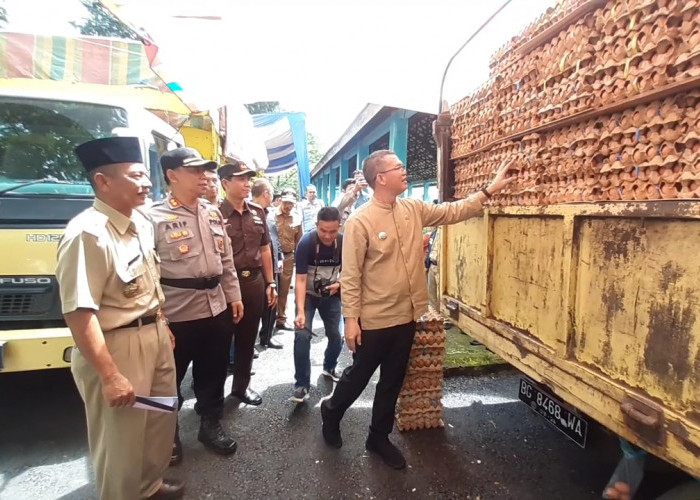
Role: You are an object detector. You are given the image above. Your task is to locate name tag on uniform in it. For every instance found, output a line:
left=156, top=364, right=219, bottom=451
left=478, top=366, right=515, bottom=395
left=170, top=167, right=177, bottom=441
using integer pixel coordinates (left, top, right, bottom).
left=252, top=215, right=264, bottom=225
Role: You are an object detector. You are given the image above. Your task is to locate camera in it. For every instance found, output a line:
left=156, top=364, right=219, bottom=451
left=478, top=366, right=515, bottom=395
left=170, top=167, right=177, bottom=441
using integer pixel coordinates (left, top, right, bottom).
left=314, top=278, right=333, bottom=297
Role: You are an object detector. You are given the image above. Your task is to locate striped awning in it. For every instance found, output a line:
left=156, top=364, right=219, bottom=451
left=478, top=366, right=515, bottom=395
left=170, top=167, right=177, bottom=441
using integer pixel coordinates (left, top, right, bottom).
left=252, top=112, right=311, bottom=192
left=0, top=31, right=158, bottom=86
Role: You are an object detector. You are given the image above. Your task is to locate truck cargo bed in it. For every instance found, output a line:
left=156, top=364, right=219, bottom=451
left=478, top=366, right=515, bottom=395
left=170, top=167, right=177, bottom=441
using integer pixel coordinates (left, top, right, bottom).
left=441, top=201, right=700, bottom=477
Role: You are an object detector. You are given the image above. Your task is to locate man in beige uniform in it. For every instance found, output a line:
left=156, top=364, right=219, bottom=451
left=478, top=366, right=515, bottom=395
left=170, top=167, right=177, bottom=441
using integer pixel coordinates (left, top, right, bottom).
left=321, top=149, right=514, bottom=470
left=150, top=147, right=245, bottom=462
left=56, top=136, right=183, bottom=499
left=275, top=193, right=302, bottom=330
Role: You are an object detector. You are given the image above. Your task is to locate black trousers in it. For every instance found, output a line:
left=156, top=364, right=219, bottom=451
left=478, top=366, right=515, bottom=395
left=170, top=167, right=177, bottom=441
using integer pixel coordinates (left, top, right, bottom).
left=170, top=306, right=233, bottom=419
left=325, top=321, right=416, bottom=436
left=232, top=271, right=265, bottom=394
left=258, top=273, right=278, bottom=345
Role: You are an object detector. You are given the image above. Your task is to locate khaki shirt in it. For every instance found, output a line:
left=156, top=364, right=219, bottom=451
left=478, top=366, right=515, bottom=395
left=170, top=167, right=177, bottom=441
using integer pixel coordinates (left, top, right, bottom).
left=56, top=198, right=163, bottom=332
left=275, top=205, right=301, bottom=254
left=341, top=195, right=483, bottom=330
left=150, top=195, right=241, bottom=323
left=220, top=199, right=271, bottom=270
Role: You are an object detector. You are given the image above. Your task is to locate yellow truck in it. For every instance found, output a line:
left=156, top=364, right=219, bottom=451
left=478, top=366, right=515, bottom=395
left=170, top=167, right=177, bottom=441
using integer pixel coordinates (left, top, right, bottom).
left=436, top=0, right=699, bottom=480
left=0, top=80, right=184, bottom=373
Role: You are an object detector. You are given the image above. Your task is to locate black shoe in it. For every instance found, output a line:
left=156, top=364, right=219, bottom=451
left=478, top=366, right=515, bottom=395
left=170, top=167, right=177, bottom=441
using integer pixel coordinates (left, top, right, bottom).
left=365, top=434, right=406, bottom=470
left=266, top=338, right=283, bottom=349
left=197, top=417, right=237, bottom=455
left=169, top=430, right=183, bottom=466
left=320, top=399, right=342, bottom=448
left=231, top=388, right=262, bottom=406
left=275, top=322, right=293, bottom=331
left=148, top=478, right=185, bottom=499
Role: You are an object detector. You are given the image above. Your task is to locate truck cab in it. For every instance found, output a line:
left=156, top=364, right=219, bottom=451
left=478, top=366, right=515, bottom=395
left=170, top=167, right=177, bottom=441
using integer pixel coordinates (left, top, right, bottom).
left=0, top=86, right=183, bottom=372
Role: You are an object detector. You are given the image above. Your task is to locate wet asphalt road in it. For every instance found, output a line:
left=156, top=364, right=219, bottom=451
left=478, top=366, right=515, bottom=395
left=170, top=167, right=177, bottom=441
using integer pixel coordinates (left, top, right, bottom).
left=0, top=316, right=691, bottom=499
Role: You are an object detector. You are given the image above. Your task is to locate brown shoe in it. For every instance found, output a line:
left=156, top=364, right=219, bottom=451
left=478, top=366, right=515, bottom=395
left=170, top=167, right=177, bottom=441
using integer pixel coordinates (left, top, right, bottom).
left=148, top=478, right=185, bottom=499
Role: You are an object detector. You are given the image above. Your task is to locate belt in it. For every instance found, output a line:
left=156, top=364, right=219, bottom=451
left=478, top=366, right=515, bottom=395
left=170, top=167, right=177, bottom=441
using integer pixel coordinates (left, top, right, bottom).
left=238, top=268, right=262, bottom=278
left=118, top=314, right=158, bottom=330
left=160, top=276, right=221, bottom=290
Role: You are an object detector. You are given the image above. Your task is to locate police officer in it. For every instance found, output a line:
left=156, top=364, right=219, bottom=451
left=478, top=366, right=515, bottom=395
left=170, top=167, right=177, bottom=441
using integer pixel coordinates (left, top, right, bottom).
left=219, top=161, right=278, bottom=406
left=150, top=147, right=244, bottom=461
left=56, top=137, right=184, bottom=499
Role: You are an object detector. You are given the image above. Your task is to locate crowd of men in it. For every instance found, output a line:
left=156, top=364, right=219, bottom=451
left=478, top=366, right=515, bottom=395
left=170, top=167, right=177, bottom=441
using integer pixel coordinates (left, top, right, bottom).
left=56, top=136, right=515, bottom=499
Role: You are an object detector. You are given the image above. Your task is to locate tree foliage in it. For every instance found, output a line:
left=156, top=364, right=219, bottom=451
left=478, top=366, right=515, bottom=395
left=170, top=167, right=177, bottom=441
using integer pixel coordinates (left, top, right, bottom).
left=245, top=101, right=280, bottom=115
left=71, top=0, right=138, bottom=40
left=266, top=167, right=300, bottom=195
left=307, top=132, right=323, bottom=166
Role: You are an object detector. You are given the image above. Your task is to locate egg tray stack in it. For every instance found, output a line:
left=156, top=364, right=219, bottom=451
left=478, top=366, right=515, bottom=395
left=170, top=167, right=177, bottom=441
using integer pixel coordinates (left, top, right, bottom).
left=450, top=0, right=700, bottom=205
left=395, top=308, right=446, bottom=432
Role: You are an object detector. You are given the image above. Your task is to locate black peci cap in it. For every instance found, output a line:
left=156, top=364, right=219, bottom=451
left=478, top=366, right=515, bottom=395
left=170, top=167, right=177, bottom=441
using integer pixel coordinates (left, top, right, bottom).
left=74, top=136, right=143, bottom=172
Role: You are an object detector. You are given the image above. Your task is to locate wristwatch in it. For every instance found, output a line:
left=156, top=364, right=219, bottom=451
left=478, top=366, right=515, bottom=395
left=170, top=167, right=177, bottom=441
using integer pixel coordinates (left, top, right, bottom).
left=266, top=282, right=277, bottom=289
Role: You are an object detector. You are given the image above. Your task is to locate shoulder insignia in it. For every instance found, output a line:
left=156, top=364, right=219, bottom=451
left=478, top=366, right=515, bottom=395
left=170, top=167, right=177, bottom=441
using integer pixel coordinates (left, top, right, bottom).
left=168, top=197, right=181, bottom=209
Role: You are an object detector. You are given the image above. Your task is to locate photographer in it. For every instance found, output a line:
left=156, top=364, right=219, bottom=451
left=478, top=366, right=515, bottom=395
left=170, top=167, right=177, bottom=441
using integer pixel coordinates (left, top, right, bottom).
left=334, top=170, right=369, bottom=228
left=290, top=207, right=344, bottom=403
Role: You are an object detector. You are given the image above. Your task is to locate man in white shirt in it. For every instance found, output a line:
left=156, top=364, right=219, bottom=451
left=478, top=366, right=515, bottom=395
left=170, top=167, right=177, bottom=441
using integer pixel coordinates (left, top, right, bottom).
left=298, top=184, right=325, bottom=233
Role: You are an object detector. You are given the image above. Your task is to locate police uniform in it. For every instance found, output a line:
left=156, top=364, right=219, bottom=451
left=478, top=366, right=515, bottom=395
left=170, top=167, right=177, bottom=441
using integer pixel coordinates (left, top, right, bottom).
left=150, top=147, right=242, bottom=457
left=56, top=137, right=178, bottom=499
left=274, top=196, right=302, bottom=327
left=219, top=185, right=271, bottom=403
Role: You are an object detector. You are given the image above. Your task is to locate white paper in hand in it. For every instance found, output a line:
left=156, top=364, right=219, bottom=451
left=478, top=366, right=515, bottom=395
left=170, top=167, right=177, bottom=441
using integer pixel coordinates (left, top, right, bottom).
left=132, top=395, right=178, bottom=413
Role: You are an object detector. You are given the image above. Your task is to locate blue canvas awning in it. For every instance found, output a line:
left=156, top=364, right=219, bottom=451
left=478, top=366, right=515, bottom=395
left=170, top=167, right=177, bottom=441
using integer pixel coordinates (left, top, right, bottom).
left=252, top=112, right=310, bottom=194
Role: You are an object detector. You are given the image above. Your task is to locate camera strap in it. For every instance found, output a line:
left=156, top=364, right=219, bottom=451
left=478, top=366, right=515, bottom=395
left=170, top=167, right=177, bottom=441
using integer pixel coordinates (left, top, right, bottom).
left=311, top=230, right=340, bottom=283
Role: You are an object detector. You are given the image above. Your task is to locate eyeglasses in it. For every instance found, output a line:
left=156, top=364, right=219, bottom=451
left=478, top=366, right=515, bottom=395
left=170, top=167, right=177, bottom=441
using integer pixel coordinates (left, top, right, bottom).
left=371, top=164, right=406, bottom=182
left=378, top=165, right=406, bottom=175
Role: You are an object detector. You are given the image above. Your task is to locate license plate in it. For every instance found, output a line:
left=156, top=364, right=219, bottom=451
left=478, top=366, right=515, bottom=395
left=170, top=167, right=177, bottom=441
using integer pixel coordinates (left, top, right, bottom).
left=518, top=377, right=588, bottom=448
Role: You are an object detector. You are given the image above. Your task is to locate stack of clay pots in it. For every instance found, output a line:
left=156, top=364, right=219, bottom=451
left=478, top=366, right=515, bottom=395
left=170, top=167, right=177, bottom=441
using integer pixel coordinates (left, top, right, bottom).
left=396, top=308, right=446, bottom=432
left=451, top=0, right=700, bottom=206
